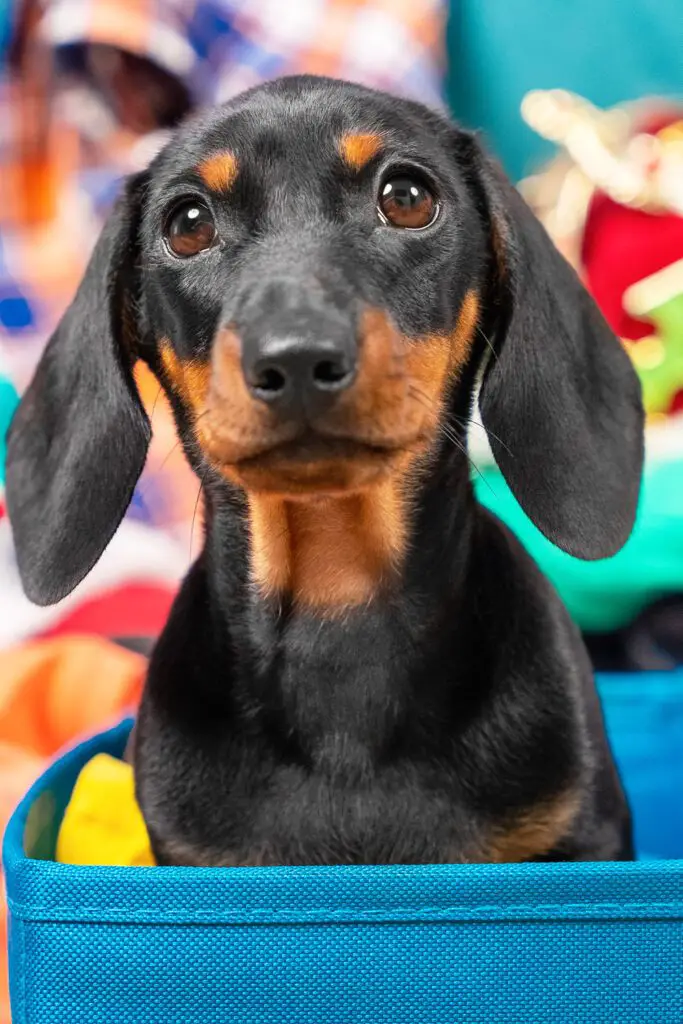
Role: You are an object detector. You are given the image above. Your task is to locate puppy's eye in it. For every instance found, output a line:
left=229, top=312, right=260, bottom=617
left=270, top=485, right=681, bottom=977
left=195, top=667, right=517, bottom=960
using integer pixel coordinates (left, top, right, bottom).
left=165, top=201, right=217, bottom=257
left=378, top=176, right=438, bottom=229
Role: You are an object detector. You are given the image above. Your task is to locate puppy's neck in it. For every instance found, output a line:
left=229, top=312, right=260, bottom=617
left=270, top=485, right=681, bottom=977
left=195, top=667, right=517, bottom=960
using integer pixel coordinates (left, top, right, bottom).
left=245, top=482, right=409, bottom=615
left=202, top=454, right=473, bottom=765
left=205, top=442, right=474, bottom=621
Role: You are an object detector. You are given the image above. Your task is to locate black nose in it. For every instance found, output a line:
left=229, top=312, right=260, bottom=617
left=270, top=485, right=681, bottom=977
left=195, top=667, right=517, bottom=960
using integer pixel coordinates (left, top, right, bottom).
left=244, top=335, right=357, bottom=409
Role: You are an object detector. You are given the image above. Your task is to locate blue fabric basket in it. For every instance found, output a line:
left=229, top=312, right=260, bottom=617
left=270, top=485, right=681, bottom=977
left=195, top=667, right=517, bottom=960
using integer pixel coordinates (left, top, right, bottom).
left=4, top=672, right=683, bottom=1024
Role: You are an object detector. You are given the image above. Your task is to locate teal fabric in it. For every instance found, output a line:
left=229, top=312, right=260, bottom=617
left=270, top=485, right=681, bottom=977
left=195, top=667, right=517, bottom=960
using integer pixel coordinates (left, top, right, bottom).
left=4, top=673, right=683, bottom=1023
left=446, top=0, right=683, bottom=178
left=473, top=458, right=683, bottom=633
left=0, top=376, right=19, bottom=487
left=0, top=0, right=11, bottom=67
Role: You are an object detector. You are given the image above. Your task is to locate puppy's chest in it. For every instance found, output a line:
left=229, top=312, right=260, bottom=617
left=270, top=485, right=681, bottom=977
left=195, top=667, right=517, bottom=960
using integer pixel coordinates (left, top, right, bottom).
left=242, top=633, right=457, bottom=864
left=158, top=634, right=474, bottom=865
left=155, top=747, right=578, bottom=868
left=146, top=610, right=581, bottom=867
left=252, top=598, right=423, bottom=750
left=158, top=751, right=474, bottom=867
left=253, top=762, right=468, bottom=865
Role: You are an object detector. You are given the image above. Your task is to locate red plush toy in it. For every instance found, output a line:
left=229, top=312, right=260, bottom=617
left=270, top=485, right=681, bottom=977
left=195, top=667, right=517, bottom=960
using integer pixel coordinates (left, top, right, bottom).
left=581, top=112, right=683, bottom=343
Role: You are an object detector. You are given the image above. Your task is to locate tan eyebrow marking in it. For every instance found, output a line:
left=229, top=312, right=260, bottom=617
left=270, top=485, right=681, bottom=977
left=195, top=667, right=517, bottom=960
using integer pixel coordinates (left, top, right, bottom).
left=338, top=133, right=383, bottom=171
left=197, top=151, right=239, bottom=192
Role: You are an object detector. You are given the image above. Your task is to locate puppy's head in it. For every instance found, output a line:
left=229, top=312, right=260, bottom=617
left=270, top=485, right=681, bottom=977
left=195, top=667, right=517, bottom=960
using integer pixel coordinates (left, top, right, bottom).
left=6, top=76, right=643, bottom=606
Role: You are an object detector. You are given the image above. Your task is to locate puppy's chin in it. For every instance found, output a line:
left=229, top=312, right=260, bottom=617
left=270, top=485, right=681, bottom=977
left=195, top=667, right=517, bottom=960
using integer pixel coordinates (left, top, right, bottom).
left=221, top=437, right=400, bottom=497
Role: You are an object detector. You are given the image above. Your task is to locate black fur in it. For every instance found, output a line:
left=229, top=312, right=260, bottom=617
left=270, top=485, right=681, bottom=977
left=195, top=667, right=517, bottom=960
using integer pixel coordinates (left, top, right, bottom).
left=5, top=76, right=643, bottom=865
left=6, top=176, right=151, bottom=605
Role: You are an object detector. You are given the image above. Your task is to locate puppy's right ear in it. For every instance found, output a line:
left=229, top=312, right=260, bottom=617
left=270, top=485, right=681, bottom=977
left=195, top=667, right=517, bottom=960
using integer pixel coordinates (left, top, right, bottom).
left=5, top=174, right=152, bottom=605
left=464, top=134, right=643, bottom=560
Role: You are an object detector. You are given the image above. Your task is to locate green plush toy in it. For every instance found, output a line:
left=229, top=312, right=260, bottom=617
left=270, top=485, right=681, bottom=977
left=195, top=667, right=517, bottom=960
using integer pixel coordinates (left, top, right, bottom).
left=475, top=453, right=683, bottom=633
left=623, top=259, right=683, bottom=417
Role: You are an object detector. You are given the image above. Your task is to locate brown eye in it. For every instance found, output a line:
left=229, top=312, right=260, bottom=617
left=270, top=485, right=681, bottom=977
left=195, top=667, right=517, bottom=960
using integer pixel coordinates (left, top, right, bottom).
left=165, top=201, right=217, bottom=256
left=378, top=176, right=438, bottom=229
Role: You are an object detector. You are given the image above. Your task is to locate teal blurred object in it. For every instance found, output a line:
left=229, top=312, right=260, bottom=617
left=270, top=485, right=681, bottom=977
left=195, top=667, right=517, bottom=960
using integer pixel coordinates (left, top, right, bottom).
left=0, top=372, right=19, bottom=487
left=474, top=457, right=683, bottom=633
left=445, top=0, right=683, bottom=178
left=0, top=0, right=12, bottom=69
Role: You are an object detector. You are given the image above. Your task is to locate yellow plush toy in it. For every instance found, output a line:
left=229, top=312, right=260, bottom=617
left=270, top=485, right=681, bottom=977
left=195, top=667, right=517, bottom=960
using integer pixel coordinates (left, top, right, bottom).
left=56, top=754, right=155, bottom=866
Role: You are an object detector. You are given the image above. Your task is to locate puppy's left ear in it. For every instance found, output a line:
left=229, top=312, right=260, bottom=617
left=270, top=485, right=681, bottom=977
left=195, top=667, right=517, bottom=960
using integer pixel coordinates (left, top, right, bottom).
left=5, top=174, right=152, bottom=605
left=466, top=134, right=644, bottom=560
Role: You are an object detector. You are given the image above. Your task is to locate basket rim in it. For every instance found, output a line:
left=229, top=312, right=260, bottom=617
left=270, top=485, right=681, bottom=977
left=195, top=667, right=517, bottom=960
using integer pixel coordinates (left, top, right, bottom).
left=4, top=691, right=683, bottom=928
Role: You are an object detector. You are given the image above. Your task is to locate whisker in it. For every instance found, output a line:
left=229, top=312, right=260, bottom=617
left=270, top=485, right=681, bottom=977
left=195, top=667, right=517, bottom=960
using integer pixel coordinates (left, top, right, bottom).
left=158, top=437, right=183, bottom=472
left=189, top=469, right=208, bottom=563
left=407, top=383, right=440, bottom=405
left=149, top=385, right=164, bottom=424
left=444, top=426, right=496, bottom=495
left=475, top=324, right=498, bottom=363
left=408, top=385, right=497, bottom=497
left=452, top=413, right=514, bottom=458
left=153, top=406, right=213, bottom=476
left=407, top=379, right=513, bottom=460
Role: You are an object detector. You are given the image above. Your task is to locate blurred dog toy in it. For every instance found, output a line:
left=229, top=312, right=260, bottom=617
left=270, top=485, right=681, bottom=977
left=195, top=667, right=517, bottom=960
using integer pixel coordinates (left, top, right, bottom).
left=0, top=365, right=19, bottom=495
left=623, top=260, right=683, bottom=415
left=56, top=753, right=155, bottom=867
left=520, top=90, right=683, bottom=418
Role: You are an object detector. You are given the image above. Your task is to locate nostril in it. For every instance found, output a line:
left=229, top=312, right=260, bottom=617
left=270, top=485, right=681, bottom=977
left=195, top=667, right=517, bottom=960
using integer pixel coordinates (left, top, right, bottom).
left=245, top=344, right=356, bottom=405
left=252, top=364, right=287, bottom=398
left=312, top=358, right=355, bottom=391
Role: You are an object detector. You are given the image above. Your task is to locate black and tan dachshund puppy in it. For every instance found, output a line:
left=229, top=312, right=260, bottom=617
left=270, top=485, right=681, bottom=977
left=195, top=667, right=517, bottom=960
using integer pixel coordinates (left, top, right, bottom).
left=5, top=76, right=643, bottom=866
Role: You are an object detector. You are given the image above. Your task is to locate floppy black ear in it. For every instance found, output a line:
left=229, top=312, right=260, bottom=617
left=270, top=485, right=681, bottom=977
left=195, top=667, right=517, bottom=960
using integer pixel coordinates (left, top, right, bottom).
left=467, top=135, right=644, bottom=560
left=5, top=175, right=151, bottom=605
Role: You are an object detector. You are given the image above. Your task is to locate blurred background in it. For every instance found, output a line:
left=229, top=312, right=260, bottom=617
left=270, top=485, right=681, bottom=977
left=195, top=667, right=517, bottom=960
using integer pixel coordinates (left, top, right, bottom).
left=1, top=0, right=683, bottom=1016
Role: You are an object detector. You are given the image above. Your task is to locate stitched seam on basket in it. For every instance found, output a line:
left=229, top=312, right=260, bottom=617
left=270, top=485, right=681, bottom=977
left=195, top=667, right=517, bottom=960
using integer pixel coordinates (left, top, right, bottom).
left=20, top=917, right=27, bottom=1024
left=9, top=899, right=683, bottom=922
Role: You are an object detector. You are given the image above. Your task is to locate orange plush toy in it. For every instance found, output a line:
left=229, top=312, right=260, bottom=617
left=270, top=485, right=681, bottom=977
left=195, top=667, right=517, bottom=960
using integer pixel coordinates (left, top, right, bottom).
left=0, top=635, right=145, bottom=1023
